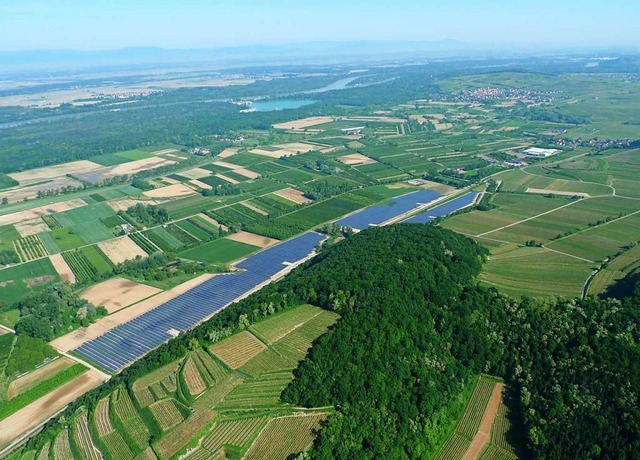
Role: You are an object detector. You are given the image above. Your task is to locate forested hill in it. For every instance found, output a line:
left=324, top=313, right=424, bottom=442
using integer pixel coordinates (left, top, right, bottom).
left=273, top=225, right=640, bottom=459
left=15, top=225, right=640, bottom=459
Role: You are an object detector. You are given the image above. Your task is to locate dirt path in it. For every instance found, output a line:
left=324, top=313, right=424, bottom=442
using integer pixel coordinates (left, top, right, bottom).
left=462, top=382, right=504, bottom=460
left=0, top=369, right=106, bottom=451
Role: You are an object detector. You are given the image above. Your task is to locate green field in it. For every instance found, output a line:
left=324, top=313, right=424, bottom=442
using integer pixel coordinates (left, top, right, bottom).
left=179, top=238, right=259, bottom=264
left=45, top=228, right=85, bottom=252
left=0, top=258, right=60, bottom=306
left=0, top=363, right=87, bottom=420
left=0, top=309, right=20, bottom=328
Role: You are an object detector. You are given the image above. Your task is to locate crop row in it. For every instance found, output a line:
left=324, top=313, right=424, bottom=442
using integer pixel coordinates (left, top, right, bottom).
left=101, top=430, right=134, bottom=460
left=236, top=348, right=295, bottom=379
left=93, top=397, right=114, bottom=436
left=175, top=218, right=213, bottom=241
left=435, top=433, right=471, bottom=460
left=149, top=399, right=184, bottom=431
left=52, top=429, right=74, bottom=460
left=129, top=232, right=160, bottom=255
left=182, top=356, right=207, bottom=396
left=62, top=250, right=98, bottom=283
left=35, top=442, right=50, bottom=460
left=202, top=416, right=267, bottom=452
left=193, top=348, right=228, bottom=384
left=457, top=378, right=496, bottom=438
left=166, top=223, right=200, bottom=246
left=478, top=445, right=518, bottom=460
left=72, top=411, right=102, bottom=460
left=14, top=235, right=48, bottom=262
left=490, top=399, right=515, bottom=453
left=244, top=414, right=327, bottom=460
left=43, top=214, right=62, bottom=230
left=154, top=410, right=215, bottom=460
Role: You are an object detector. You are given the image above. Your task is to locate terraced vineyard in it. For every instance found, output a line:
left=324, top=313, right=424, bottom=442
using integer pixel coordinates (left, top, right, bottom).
left=111, top=388, right=150, bottom=450
left=6, top=304, right=339, bottom=460
left=457, top=378, right=497, bottom=438
left=154, top=410, right=214, bottom=459
left=210, top=331, right=266, bottom=369
left=71, top=411, right=102, bottom=460
left=435, top=376, right=520, bottom=460
left=51, top=429, right=73, bottom=460
left=243, top=414, right=328, bottom=460
left=436, top=434, right=472, bottom=460
left=183, top=356, right=207, bottom=396
left=201, top=416, right=268, bottom=454
left=149, top=399, right=185, bottom=431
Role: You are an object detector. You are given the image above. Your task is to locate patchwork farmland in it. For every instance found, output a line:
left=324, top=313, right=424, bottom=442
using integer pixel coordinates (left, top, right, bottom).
left=6, top=304, right=338, bottom=459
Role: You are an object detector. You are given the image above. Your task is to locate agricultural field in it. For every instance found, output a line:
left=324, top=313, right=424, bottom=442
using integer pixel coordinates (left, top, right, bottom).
left=0, top=258, right=60, bottom=306
left=18, top=304, right=338, bottom=459
left=243, top=414, right=328, bottom=460
left=440, top=147, right=640, bottom=297
left=435, top=376, right=516, bottom=460
left=2, top=66, right=640, bottom=459
left=179, top=238, right=260, bottom=264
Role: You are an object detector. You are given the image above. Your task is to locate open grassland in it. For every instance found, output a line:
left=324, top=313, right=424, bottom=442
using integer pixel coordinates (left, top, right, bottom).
left=0, top=258, right=59, bottom=305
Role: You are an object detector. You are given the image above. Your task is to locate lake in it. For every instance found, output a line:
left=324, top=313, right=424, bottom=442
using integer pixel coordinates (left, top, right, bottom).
left=250, top=99, right=317, bottom=112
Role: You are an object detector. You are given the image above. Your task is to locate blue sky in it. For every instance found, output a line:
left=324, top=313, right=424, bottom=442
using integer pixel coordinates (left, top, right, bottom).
left=0, top=0, right=638, bottom=51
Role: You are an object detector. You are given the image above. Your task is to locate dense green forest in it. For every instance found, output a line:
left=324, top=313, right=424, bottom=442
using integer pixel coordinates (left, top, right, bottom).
left=13, top=284, right=107, bottom=340
left=14, top=224, right=640, bottom=460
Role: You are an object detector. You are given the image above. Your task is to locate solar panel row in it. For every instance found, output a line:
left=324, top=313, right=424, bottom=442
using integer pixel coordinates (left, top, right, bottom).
left=336, top=190, right=442, bottom=230
left=403, top=192, right=478, bottom=224
left=75, top=232, right=326, bottom=372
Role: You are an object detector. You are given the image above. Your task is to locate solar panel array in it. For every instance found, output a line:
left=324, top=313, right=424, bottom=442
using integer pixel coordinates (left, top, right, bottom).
left=403, top=192, right=478, bottom=224
left=75, top=232, right=325, bottom=372
left=336, top=190, right=442, bottom=230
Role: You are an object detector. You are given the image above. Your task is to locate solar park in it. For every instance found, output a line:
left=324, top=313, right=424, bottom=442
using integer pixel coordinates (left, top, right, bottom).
left=336, top=189, right=442, bottom=230
left=75, top=232, right=325, bottom=372
left=404, top=192, right=478, bottom=224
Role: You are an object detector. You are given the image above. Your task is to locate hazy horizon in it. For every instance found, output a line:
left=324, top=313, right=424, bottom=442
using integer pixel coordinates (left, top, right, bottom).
left=0, top=0, right=638, bottom=53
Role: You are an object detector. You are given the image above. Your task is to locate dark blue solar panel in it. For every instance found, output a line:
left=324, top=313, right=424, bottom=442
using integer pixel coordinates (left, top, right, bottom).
left=403, top=192, right=478, bottom=224
left=336, top=190, right=441, bottom=230
left=75, top=232, right=325, bottom=372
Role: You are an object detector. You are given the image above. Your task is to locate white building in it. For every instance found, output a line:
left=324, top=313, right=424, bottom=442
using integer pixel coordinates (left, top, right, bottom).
left=522, top=147, right=560, bottom=158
